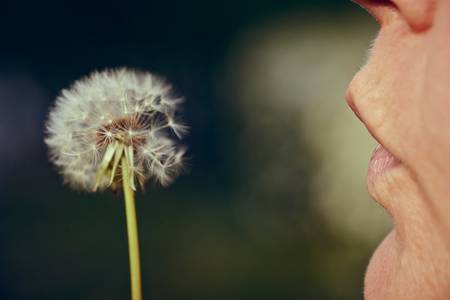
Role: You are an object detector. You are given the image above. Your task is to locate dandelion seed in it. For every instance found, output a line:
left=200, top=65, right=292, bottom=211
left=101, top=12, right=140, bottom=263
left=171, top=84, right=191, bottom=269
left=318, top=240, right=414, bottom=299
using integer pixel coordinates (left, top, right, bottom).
left=45, top=68, right=187, bottom=192
left=45, top=68, right=188, bottom=300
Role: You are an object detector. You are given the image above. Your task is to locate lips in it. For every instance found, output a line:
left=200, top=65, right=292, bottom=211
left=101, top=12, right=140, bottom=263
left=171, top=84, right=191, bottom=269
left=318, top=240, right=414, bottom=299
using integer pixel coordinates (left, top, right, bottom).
left=346, top=87, right=401, bottom=182
left=368, top=144, right=401, bottom=183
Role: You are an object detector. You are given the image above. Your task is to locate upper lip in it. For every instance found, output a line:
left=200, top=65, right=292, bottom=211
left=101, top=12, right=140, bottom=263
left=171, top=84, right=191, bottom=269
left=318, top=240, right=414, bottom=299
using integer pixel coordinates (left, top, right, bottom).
left=345, top=88, right=363, bottom=123
left=345, top=86, right=392, bottom=157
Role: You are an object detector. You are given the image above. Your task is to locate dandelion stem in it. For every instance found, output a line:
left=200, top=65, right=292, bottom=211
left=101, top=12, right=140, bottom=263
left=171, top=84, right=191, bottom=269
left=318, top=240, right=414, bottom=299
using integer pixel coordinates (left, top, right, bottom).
left=121, top=155, right=142, bottom=300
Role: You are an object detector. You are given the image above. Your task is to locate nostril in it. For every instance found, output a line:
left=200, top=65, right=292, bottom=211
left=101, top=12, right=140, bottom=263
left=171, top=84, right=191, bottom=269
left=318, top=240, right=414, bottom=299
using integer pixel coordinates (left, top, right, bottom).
left=353, top=0, right=398, bottom=26
left=354, top=0, right=394, bottom=7
left=370, top=0, right=393, bottom=5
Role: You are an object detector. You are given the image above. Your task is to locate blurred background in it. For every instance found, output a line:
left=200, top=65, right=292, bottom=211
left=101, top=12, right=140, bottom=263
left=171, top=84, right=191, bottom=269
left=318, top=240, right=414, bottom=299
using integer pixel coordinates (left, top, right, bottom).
left=0, top=1, right=391, bottom=299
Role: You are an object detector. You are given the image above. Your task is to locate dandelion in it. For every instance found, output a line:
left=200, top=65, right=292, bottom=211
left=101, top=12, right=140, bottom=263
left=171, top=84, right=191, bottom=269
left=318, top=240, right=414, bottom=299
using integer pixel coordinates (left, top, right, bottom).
left=45, top=68, right=188, bottom=300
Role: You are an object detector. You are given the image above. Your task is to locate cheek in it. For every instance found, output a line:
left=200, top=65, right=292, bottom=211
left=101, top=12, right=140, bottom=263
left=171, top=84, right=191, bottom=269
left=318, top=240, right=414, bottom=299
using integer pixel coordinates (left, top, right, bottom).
left=422, top=31, right=450, bottom=172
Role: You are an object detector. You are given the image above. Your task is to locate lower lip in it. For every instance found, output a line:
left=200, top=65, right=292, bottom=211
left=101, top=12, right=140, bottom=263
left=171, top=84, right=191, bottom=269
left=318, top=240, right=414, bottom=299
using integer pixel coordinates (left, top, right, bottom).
left=368, top=144, right=400, bottom=182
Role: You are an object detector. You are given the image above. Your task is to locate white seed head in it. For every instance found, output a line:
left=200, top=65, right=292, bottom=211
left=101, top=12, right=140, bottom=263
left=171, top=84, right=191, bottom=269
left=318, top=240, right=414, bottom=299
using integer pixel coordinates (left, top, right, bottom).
left=45, top=68, right=188, bottom=192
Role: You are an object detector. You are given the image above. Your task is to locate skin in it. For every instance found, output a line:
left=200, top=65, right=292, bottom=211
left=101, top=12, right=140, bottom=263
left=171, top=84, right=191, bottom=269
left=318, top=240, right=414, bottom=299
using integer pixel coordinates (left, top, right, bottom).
left=346, top=0, right=450, bottom=299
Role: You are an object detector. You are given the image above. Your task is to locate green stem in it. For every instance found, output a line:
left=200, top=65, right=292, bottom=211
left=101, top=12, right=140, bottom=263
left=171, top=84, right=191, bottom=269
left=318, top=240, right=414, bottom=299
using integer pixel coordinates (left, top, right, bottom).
left=121, top=156, right=142, bottom=300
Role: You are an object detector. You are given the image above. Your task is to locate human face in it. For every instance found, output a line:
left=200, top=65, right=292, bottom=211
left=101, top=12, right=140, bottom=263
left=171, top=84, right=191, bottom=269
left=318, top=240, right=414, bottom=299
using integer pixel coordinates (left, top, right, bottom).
left=346, top=0, right=450, bottom=299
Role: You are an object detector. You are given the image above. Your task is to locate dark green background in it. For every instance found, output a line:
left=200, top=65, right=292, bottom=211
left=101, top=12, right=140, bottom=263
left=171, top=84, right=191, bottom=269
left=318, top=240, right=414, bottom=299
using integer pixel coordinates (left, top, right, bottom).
left=0, top=1, right=377, bottom=299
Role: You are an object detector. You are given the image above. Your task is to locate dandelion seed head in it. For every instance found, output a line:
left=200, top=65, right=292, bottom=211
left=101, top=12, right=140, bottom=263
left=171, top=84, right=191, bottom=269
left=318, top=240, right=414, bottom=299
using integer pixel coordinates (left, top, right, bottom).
left=45, top=68, right=188, bottom=191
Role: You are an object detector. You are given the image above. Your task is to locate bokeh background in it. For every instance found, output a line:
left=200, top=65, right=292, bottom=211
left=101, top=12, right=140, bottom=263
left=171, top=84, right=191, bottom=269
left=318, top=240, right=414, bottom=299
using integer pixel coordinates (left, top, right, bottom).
left=0, top=1, right=392, bottom=299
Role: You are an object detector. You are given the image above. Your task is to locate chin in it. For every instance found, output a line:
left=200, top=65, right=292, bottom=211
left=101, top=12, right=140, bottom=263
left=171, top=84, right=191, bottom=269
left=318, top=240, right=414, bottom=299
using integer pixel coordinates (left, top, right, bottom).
left=363, top=165, right=408, bottom=300
left=364, top=230, right=398, bottom=300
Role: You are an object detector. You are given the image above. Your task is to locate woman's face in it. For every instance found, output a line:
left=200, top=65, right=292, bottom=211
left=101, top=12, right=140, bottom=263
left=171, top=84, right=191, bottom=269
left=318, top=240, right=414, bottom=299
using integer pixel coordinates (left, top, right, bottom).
left=346, top=0, right=450, bottom=299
